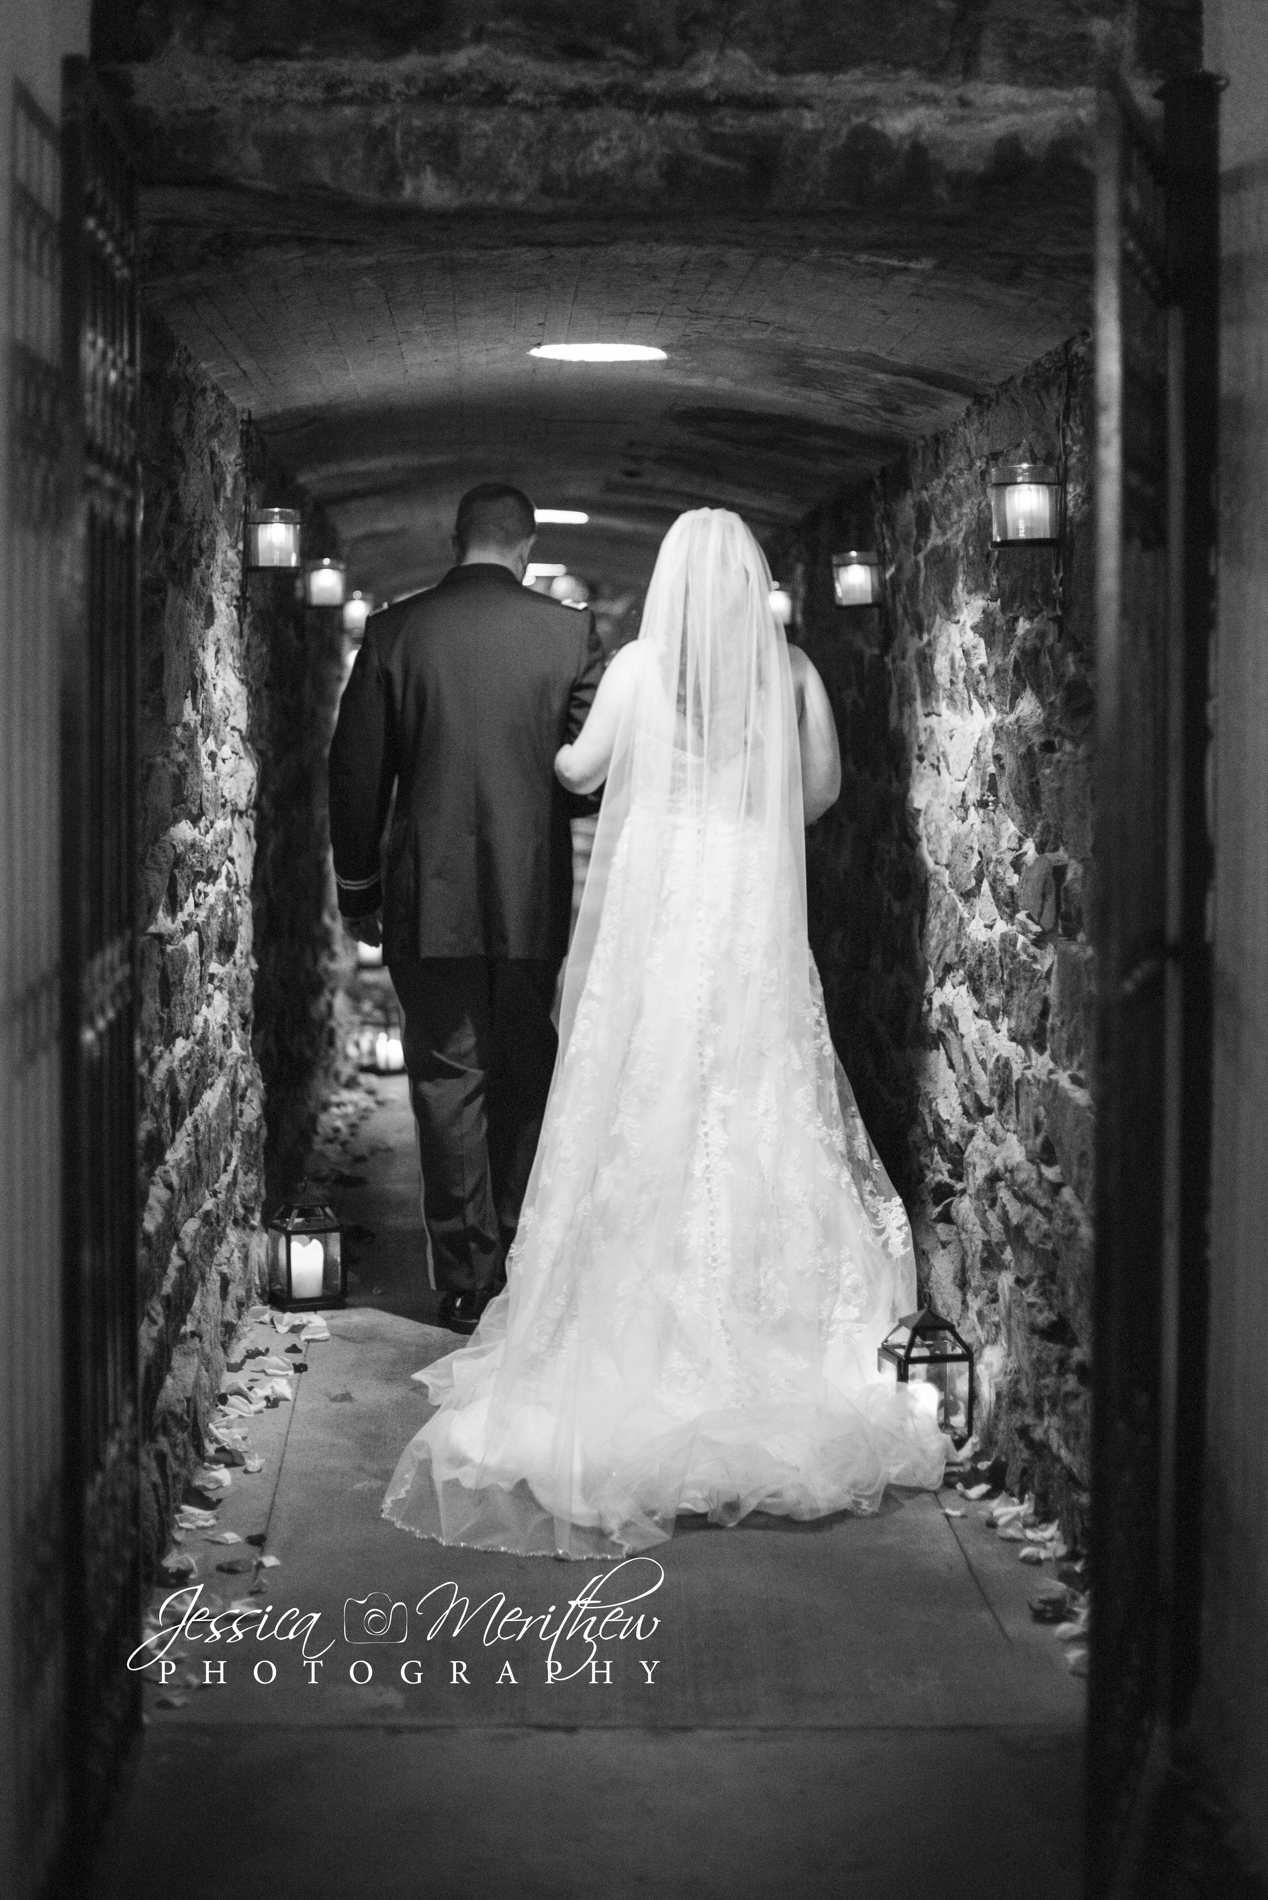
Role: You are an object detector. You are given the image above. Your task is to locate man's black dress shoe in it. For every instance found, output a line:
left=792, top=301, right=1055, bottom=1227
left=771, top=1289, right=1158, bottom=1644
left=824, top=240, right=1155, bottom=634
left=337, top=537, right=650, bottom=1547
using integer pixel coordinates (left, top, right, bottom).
left=437, top=1291, right=484, bottom=1335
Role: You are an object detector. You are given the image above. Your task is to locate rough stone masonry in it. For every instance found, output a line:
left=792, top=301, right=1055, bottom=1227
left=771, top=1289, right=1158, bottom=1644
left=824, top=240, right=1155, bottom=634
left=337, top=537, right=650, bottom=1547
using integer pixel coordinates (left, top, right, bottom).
left=135, top=314, right=348, bottom=1566
left=778, top=338, right=1095, bottom=1543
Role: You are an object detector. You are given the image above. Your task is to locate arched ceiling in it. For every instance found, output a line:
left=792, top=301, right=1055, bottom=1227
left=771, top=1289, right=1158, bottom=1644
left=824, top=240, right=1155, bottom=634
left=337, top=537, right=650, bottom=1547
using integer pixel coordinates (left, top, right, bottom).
left=141, top=214, right=1091, bottom=604
left=105, top=1, right=1144, bottom=609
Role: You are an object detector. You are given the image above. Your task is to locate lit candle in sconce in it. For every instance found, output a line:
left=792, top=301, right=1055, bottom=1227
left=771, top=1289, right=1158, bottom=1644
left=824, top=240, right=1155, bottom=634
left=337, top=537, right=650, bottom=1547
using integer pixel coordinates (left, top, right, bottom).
left=988, top=464, right=1062, bottom=545
left=289, top=1236, right=325, bottom=1302
left=305, top=558, right=347, bottom=607
left=246, top=507, right=301, bottom=570
left=832, top=551, right=882, bottom=607
left=342, top=590, right=373, bottom=636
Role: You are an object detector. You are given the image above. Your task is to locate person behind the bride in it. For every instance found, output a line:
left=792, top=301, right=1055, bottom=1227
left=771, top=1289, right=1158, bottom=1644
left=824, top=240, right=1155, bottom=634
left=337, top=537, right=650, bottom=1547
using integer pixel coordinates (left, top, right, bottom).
left=381, top=505, right=950, bottom=1560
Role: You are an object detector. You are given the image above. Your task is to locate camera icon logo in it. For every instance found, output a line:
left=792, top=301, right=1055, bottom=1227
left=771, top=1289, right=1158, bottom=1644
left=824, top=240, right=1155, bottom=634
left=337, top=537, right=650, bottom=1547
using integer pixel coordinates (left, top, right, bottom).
left=343, top=1594, right=409, bottom=1644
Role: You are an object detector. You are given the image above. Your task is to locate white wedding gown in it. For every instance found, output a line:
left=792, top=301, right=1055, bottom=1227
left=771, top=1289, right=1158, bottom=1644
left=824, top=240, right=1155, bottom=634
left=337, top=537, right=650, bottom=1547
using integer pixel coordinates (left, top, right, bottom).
left=383, top=510, right=948, bottom=1560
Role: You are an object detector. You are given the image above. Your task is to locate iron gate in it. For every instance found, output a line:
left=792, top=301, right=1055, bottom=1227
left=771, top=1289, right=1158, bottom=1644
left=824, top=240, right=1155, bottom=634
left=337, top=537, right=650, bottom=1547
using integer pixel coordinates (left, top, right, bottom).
left=1088, top=71, right=1219, bottom=1898
left=5, top=78, right=71, bottom=1900
left=59, top=57, right=142, bottom=1848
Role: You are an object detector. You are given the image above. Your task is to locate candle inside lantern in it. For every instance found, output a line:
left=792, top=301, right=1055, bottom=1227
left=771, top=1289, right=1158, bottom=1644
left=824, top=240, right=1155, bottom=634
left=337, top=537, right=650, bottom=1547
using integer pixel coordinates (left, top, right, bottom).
left=832, top=552, right=881, bottom=607
left=290, top=1234, right=325, bottom=1300
left=989, top=465, right=1061, bottom=544
left=908, top=1377, right=941, bottom=1423
left=307, top=560, right=346, bottom=607
left=343, top=591, right=372, bottom=636
left=1000, top=484, right=1054, bottom=539
left=247, top=508, right=301, bottom=569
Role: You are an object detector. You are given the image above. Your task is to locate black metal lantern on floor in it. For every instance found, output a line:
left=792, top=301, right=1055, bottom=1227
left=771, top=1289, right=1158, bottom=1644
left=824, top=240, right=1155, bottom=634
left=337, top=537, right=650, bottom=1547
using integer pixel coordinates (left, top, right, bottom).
left=267, top=1202, right=345, bottom=1309
left=878, top=1307, right=975, bottom=1441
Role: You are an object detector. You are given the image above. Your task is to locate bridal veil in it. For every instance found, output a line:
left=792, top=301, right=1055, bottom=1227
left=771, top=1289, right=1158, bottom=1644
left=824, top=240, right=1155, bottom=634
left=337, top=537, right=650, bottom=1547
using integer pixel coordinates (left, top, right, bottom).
left=383, top=508, right=948, bottom=1558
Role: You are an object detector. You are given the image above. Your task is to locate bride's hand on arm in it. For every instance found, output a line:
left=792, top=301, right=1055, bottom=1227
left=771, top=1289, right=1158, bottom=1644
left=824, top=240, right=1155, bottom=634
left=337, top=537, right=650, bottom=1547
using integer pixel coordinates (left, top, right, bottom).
left=555, top=642, right=644, bottom=795
left=790, top=646, right=842, bottom=825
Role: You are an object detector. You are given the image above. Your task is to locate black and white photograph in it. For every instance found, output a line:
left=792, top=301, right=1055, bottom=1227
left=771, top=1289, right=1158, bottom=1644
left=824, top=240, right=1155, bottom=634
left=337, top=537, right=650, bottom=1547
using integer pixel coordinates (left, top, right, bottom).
left=1, top=3, right=1265, bottom=1896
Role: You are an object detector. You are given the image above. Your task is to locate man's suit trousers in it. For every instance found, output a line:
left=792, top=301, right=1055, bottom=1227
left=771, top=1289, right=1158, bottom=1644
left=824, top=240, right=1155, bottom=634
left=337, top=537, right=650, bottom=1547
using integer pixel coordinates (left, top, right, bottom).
left=388, top=957, right=559, bottom=1298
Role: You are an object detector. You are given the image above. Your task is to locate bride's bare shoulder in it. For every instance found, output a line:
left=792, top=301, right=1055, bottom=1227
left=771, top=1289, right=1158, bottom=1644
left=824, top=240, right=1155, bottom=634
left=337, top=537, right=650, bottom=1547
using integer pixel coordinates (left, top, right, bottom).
left=785, top=641, right=815, bottom=708
left=609, top=638, right=652, bottom=673
left=602, top=637, right=652, bottom=695
left=607, top=637, right=646, bottom=669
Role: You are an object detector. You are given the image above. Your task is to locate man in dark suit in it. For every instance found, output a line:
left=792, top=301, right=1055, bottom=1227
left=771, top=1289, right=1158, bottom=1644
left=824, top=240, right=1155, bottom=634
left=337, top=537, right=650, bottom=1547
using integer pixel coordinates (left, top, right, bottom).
left=328, top=484, right=604, bottom=1332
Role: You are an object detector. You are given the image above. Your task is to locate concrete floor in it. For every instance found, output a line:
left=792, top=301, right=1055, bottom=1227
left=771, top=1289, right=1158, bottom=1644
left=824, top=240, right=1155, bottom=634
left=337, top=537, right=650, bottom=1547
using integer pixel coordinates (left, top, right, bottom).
left=93, top=1072, right=1085, bottom=1900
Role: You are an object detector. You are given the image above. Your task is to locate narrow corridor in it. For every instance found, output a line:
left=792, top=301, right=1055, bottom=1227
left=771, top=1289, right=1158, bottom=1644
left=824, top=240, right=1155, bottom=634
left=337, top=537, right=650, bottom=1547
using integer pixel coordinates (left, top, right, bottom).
left=11, top=10, right=1268, bottom=1898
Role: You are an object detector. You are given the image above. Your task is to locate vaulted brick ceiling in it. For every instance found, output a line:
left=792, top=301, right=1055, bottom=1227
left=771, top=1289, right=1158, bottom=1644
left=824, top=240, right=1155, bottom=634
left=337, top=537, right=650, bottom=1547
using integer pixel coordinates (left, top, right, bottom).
left=104, top=1, right=1147, bottom=603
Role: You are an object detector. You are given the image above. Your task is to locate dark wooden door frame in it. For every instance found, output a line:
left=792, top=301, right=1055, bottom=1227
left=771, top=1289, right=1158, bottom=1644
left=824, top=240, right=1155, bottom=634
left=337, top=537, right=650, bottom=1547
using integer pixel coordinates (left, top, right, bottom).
left=1157, top=71, right=1219, bottom=1735
left=1088, top=68, right=1220, bottom=1899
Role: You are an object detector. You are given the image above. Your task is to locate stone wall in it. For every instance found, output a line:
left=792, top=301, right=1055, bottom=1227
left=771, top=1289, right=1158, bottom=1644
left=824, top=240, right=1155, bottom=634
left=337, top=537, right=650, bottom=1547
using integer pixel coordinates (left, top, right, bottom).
left=773, top=337, right=1095, bottom=1541
left=136, top=312, right=347, bottom=1566
left=243, top=451, right=355, bottom=1210
left=95, top=0, right=1200, bottom=82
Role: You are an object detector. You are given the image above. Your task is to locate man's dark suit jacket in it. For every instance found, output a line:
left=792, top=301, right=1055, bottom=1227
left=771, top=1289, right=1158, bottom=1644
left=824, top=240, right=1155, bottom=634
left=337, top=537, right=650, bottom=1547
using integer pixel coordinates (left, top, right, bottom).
left=328, top=562, right=605, bottom=963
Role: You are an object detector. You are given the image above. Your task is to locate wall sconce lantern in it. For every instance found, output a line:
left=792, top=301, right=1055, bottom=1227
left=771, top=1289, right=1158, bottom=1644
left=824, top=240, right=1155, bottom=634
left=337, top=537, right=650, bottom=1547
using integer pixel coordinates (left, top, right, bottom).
left=304, top=557, right=347, bottom=608
left=549, top=572, right=589, bottom=607
left=342, top=590, right=374, bottom=636
left=832, top=550, right=882, bottom=607
left=768, top=585, right=793, bottom=627
left=989, top=464, right=1063, bottom=546
left=878, top=1306, right=975, bottom=1442
left=266, top=1202, right=345, bottom=1309
left=246, top=506, right=302, bottom=570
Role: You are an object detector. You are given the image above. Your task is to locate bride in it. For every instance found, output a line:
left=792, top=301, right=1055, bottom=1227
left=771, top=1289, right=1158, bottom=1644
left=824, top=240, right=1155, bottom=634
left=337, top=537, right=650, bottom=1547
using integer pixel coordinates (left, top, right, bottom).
left=383, top=508, right=948, bottom=1560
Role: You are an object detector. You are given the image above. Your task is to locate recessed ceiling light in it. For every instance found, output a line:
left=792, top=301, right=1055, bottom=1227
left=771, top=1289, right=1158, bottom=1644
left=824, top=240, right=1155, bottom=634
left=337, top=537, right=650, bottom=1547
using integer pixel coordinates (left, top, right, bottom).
left=534, top=509, right=589, bottom=525
left=529, top=344, right=667, bottom=363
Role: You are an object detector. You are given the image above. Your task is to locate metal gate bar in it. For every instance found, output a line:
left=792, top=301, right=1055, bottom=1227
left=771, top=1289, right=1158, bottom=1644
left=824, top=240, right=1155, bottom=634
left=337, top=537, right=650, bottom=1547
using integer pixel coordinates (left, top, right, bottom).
left=59, top=57, right=142, bottom=1851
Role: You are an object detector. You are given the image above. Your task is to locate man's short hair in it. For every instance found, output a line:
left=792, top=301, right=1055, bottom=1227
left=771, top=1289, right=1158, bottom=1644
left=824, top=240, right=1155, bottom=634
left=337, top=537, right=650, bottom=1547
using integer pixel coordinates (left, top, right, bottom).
left=454, top=483, right=536, bottom=556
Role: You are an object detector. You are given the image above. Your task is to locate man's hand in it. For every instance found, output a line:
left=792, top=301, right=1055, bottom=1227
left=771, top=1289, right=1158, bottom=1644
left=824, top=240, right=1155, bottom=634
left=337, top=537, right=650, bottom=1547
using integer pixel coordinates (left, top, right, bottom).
left=345, top=909, right=383, bottom=949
